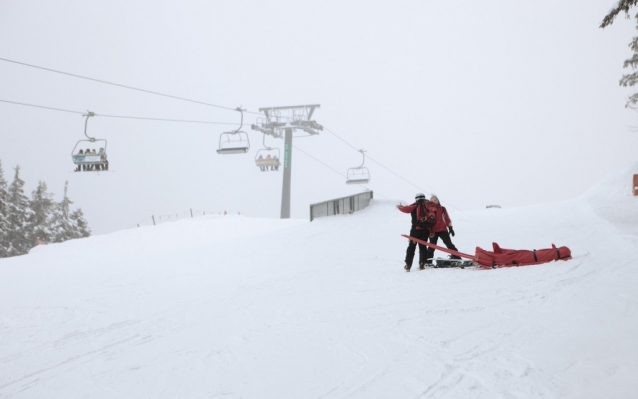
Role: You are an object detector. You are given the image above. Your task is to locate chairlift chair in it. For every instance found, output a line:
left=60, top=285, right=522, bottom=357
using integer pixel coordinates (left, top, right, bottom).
left=217, top=107, right=250, bottom=154
left=346, top=168, right=370, bottom=184
left=71, top=112, right=110, bottom=172
left=346, top=149, right=370, bottom=184
left=255, top=134, right=281, bottom=171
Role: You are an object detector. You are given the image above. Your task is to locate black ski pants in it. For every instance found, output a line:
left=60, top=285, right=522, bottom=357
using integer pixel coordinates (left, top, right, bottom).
left=426, top=231, right=460, bottom=260
left=405, top=228, right=430, bottom=268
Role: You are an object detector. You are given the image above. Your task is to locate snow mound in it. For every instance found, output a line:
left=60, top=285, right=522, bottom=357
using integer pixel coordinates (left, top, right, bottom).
left=584, top=161, right=638, bottom=235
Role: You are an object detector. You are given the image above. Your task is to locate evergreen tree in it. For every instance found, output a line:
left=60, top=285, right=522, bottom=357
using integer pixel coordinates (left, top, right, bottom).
left=27, top=180, right=55, bottom=244
left=51, top=181, right=76, bottom=243
left=601, top=1, right=638, bottom=107
left=5, top=166, right=32, bottom=256
left=0, top=160, right=9, bottom=257
left=0, top=169, right=92, bottom=258
left=620, top=18, right=638, bottom=108
left=600, top=1, right=638, bottom=28
left=70, top=208, right=91, bottom=239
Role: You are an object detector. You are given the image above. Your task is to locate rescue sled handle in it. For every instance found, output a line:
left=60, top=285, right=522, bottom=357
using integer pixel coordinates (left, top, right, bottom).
left=401, top=234, right=475, bottom=260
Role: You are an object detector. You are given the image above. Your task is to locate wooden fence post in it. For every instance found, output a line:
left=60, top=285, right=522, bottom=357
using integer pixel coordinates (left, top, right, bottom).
left=152, top=215, right=156, bottom=226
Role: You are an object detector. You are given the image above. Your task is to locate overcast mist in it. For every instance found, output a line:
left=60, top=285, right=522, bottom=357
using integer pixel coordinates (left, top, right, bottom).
left=1, top=0, right=636, bottom=235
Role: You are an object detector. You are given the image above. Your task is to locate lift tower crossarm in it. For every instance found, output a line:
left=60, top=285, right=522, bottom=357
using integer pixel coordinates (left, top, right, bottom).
left=258, top=104, right=320, bottom=113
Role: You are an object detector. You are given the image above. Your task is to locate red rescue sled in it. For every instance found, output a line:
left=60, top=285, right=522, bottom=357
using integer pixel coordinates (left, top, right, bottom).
left=401, top=234, right=572, bottom=269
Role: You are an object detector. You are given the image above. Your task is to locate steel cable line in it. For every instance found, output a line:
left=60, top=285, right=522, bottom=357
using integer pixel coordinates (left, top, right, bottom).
left=0, top=99, right=85, bottom=115
left=292, top=144, right=390, bottom=200
left=0, top=99, right=251, bottom=125
left=323, top=127, right=360, bottom=152
left=323, top=126, right=461, bottom=210
left=367, top=152, right=462, bottom=211
left=324, top=126, right=427, bottom=192
left=0, top=56, right=263, bottom=115
left=292, top=144, right=347, bottom=178
left=98, top=114, right=247, bottom=125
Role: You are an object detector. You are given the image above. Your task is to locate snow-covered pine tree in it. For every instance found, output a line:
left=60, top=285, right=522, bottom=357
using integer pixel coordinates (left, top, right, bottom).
left=0, top=160, right=10, bottom=257
left=601, top=1, right=638, bottom=107
left=620, top=16, right=638, bottom=108
left=70, top=208, right=91, bottom=239
left=6, top=166, right=32, bottom=256
left=51, top=181, right=76, bottom=243
left=601, top=1, right=638, bottom=28
left=27, top=180, right=55, bottom=244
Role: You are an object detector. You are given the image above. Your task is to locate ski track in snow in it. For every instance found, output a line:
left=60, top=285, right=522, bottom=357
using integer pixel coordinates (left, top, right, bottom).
left=0, top=164, right=637, bottom=398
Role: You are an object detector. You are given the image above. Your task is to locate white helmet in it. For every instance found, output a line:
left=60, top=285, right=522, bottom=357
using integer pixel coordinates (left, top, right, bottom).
left=415, top=192, right=426, bottom=201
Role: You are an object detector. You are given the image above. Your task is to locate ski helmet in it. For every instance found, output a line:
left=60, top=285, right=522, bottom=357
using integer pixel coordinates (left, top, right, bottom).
left=415, top=192, right=426, bottom=201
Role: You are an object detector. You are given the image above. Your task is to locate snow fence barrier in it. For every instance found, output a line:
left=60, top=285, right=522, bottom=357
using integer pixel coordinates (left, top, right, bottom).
left=309, top=191, right=373, bottom=221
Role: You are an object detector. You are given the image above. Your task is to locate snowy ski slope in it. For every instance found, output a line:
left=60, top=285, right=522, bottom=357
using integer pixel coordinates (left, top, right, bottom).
left=1, top=164, right=637, bottom=398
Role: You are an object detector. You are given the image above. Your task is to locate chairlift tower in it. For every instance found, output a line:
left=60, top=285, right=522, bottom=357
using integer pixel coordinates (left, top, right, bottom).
left=251, top=104, right=322, bottom=219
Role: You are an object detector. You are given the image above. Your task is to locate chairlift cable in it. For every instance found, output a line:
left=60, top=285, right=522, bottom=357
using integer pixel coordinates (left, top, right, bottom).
left=0, top=56, right=263, bottom=115
left=324, top=125, right=426, bottom=191
left=0, top=99, right=84, bottom=115
left=0, top=98, right=250, bottom=125
left=292, top=144, right=390, bottom=199
left=97, top=113, right=246, bottom=125
left=365, top=153, right=427, bottom=192
left=324, top=126, right=460, bottom=209
left=324, top=127, right=360, bottom=152
left=292, top=145, right=345, bottom=178
left=367, top=150, right=463, bottom=210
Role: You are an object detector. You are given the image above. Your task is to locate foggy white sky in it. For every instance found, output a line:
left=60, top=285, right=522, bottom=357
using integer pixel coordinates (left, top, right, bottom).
left=1, top=0, right=637, bottom=234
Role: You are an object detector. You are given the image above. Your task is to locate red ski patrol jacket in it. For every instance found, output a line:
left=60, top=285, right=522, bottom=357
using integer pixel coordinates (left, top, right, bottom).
left=431, top=203, right=453, bottom=233
left=397, top=201, right=436, bottom=230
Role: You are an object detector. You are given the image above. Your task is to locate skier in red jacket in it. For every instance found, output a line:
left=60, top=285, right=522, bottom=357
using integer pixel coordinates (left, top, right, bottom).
left=426, top=195, right=461, bottom=263
left=397, top=193, right=436, bottom=271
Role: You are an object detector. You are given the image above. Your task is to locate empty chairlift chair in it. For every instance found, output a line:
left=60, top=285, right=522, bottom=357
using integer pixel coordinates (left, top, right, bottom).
left=217, top=107, right=250, bottom=155
left=346, top=149, right=370, bottom=184
left=72, top=112, right=109, bottom=172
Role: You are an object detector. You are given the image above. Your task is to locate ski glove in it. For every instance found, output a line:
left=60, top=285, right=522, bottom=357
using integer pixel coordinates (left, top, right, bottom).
left=449, top=227, right=455, bottom=237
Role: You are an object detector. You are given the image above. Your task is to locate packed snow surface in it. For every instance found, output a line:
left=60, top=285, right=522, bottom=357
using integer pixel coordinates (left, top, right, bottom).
left=1, top=164, right=637, bottom=398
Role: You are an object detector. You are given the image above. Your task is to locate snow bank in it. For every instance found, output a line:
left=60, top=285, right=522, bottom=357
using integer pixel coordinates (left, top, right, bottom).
left=584, top=161, right=638, bottom=235
left=1, top=166, right=637, bottom=398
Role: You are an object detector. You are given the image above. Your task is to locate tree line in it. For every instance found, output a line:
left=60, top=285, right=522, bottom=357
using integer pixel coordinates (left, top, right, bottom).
left=0, top=159, right=90, bottom=258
